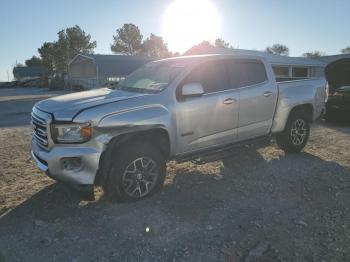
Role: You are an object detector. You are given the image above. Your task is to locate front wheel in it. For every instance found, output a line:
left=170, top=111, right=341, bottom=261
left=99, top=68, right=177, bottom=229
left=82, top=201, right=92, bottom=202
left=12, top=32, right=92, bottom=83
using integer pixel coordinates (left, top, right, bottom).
left=104, top=142, right=166, bottom=202
left=275, top=111, right=310, bottom=153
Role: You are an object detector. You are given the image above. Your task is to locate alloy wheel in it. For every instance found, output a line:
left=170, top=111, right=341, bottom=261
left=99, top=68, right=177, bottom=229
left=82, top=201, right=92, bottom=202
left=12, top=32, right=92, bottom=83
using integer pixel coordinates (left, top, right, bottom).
left=290, top=118, right=307, bottom=145
left=121, top=157, right=159, bottom=198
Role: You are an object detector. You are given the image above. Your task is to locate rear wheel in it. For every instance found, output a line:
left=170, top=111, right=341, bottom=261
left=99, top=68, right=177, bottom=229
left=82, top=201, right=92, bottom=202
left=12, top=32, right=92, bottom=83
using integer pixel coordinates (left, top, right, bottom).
left=104, top=142, right=166, bottom=202
left=276, top=111, right=310, bottom=153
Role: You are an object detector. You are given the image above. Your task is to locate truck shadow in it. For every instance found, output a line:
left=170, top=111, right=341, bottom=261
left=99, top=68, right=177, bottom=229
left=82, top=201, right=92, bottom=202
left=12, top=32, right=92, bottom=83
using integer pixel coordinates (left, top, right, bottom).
left=1, top=147, right=349, bottom=222
left=1, top=146, right=349, bottom=260
left=321, top=112, right=350, bottom=135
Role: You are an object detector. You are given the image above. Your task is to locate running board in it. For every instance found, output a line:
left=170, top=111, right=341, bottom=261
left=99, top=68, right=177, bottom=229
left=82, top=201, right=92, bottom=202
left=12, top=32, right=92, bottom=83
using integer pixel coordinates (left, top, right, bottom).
left=176, top=136, right=271, bottom=164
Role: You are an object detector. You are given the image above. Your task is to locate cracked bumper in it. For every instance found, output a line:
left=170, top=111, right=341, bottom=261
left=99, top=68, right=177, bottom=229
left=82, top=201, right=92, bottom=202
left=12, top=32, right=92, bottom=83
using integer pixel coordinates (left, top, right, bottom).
left=31, top=138, right=103, bottom=188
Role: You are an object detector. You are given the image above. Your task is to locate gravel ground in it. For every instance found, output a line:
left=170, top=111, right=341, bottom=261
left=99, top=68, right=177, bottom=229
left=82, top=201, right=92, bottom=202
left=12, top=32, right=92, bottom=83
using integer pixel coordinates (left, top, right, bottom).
left=0, top=122, right=349, bottom=262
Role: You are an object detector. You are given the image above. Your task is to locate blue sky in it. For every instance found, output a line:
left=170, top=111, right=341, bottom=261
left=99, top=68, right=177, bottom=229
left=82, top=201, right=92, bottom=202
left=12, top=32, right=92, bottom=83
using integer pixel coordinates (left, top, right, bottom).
left=1, top=0, right=350, bottom=81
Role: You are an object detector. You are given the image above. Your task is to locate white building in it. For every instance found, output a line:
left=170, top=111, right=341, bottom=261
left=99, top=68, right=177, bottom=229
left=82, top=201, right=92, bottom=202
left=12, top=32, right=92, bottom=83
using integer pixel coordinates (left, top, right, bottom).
left=68, top=54, right=154, bottom=89
left=68, top=49, right=333, bottom=90
left=185, top=46, right=326, bottom=80
left=316, top=54, right=350, bottom=64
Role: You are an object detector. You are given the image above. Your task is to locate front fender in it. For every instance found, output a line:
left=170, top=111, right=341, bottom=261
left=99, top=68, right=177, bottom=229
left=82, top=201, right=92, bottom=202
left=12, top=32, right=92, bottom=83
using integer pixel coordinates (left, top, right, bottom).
left=98, top=104, right=170, bottom=129
left=94, top=104, right=174, bottom=149
left=92, top=105, right=173, bottom=186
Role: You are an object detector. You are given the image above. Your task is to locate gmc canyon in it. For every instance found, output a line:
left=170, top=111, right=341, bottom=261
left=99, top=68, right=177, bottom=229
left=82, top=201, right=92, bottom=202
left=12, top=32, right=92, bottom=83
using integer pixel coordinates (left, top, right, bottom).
left=31, top=54, right=327, bottom=201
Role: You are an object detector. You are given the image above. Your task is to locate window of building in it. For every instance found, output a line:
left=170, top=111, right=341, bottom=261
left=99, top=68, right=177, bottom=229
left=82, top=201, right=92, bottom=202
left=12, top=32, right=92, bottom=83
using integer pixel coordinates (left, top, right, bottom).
left=292, top=67, right=309, bottom=78
left=310, top=67, right=325, bottom=78
left=272, top=66, right=290, bottom=77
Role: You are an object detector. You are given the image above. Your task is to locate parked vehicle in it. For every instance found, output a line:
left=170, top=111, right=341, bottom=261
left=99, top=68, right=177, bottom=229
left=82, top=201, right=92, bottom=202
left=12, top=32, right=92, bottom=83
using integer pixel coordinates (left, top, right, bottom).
left=326, top=86, right=350, bottom=118
left=31, top=54, right=327, bottom=201
left=324, top=58, right=350, bottom=119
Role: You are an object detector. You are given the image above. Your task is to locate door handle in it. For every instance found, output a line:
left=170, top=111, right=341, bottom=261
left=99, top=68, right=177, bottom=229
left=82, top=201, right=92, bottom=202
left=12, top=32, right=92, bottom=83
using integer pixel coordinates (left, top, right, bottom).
left=263, top=91, right=273, bottom=97
left=223, top=98, right=236, bottom=104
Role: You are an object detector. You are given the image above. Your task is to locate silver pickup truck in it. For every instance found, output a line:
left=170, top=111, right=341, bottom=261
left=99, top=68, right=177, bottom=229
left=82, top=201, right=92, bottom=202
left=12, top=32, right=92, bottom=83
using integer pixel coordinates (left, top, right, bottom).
left=31, top=54, right=327, bottom=201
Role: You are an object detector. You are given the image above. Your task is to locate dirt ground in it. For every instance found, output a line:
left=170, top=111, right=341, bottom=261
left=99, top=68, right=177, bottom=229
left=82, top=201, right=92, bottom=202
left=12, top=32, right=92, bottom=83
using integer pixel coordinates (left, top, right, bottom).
left=0, top=121, right=349, bottom=262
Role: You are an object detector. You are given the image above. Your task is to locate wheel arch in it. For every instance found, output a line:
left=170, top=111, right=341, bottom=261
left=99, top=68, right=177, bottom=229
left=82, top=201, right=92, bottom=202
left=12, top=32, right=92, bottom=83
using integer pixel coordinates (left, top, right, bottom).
left=275, top=103, right=312, bottom=153
left=289, top=103, right=313, bottom=122
left=94, top=127, right=170, bottom=186
left=272, top=102, right=314, bottom=133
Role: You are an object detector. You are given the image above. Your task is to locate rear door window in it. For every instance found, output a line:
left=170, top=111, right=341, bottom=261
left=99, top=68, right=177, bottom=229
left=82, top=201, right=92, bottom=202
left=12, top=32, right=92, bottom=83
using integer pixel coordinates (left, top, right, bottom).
left=183, top=60, right=230, bottom=93
left=236, top=60, right=268, bottom=87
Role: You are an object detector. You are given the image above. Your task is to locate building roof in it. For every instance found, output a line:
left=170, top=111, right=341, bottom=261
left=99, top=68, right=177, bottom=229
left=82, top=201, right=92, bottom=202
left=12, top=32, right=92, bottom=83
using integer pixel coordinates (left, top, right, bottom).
left=69, top=54, right=155, bottom=77
left=13, top=65, right=47, bottom=80
left=184, top=46, right=327, bottom=67
left=315, top=54, right=350, bottom=64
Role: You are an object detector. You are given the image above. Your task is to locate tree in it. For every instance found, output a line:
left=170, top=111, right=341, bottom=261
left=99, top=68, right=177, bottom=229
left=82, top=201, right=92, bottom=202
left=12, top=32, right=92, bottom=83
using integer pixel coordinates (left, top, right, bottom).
left=214, top=38, right=231, bottom=48
left=25, top=56, right=43, bottom=67
left=64, top=26, right=96, bottom=56
left=265, top=44, right=289, bottom=56
left=55, top=26, right=96, bottom=74
left=38, top=25, right=96, bottom=76
left=341, top=47, right=350, bottom=54
left=141, top=34, right=171, bottom=58
left=302, top=51, right=326, bottom=58
left=38, top=42, right=57, bottom=74
left=184, top=41, right=214, bottom=55
left=111, top=24, right=143, bottom=55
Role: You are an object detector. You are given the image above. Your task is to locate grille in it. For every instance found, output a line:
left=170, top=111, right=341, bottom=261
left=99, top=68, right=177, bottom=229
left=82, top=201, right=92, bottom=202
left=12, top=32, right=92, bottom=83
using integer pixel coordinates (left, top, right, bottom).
left=31, top=108, right=51, bottom=148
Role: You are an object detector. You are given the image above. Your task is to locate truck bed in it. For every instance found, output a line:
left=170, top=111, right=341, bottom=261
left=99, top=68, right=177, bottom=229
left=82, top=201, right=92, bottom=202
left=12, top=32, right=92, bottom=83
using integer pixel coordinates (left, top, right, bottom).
left=271, top=78, right=327, bottom=133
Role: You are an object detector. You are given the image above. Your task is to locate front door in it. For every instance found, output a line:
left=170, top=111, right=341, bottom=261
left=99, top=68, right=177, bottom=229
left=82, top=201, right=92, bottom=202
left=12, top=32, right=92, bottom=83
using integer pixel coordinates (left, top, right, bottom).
left=175, top=60, right=239, bottom=154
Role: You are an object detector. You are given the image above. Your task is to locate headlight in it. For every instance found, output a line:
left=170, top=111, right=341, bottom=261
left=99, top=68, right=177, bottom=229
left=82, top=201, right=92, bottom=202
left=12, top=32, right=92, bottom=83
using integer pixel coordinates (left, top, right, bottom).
left=52, top=123, right=92, bottom=143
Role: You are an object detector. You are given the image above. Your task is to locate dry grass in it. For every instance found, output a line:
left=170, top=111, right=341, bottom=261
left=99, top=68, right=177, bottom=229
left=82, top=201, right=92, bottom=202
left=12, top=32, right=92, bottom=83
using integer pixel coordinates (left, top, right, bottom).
left=0, top=127, right=53, bottom=215
left=0, top=122, right=349, bottom=261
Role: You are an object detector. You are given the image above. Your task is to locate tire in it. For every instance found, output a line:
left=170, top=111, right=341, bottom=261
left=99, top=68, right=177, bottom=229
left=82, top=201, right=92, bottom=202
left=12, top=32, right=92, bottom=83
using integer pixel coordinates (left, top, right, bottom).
left=275, top=110, right=310, bottom=153
left=104, top=141, right=166, bottom=202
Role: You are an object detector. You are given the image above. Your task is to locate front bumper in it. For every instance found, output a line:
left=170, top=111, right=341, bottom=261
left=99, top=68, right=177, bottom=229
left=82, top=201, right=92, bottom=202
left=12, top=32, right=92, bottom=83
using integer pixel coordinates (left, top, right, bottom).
left=31, top=138, right=103, bottom=188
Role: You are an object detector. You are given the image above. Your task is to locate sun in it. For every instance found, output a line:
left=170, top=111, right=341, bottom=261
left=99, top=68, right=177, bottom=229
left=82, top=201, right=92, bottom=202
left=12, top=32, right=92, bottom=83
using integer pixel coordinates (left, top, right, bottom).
left=162, top=0, right=221, bottom=54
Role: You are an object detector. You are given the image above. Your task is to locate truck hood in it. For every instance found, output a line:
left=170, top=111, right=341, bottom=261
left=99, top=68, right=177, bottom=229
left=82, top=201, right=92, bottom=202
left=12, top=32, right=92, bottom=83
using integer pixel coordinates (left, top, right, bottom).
left=36, top=88, right=148, bottom=121
left=325, top=58, right=350, bottom=90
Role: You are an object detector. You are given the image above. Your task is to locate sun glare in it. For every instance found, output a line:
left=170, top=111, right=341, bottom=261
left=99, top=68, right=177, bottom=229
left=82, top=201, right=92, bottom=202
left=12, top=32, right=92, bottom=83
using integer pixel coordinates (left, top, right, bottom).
left=163, top=0, right=221, bottom=53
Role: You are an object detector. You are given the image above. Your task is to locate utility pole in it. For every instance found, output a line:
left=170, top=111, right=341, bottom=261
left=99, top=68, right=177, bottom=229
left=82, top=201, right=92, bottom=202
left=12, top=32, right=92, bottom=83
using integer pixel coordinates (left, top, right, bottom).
left=7, top=71, right=10, bottom=82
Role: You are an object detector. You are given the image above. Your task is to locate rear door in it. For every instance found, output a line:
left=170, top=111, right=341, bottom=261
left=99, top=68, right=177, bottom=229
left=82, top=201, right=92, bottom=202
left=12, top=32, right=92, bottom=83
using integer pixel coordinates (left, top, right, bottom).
left=175, top=60, right=239, bottom=154
left=229, top=59, right=277, bottom=141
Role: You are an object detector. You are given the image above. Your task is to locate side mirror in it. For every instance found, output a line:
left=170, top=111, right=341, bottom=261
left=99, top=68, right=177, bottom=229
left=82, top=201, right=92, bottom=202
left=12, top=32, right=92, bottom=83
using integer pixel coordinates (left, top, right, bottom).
left=181, top=83, right=204, bottom=97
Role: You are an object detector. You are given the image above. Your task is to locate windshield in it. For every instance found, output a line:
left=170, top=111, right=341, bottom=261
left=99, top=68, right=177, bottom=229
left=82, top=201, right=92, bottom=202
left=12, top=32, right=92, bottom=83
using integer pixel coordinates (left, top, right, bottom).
left=116, top=61, right=186, bottom=93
